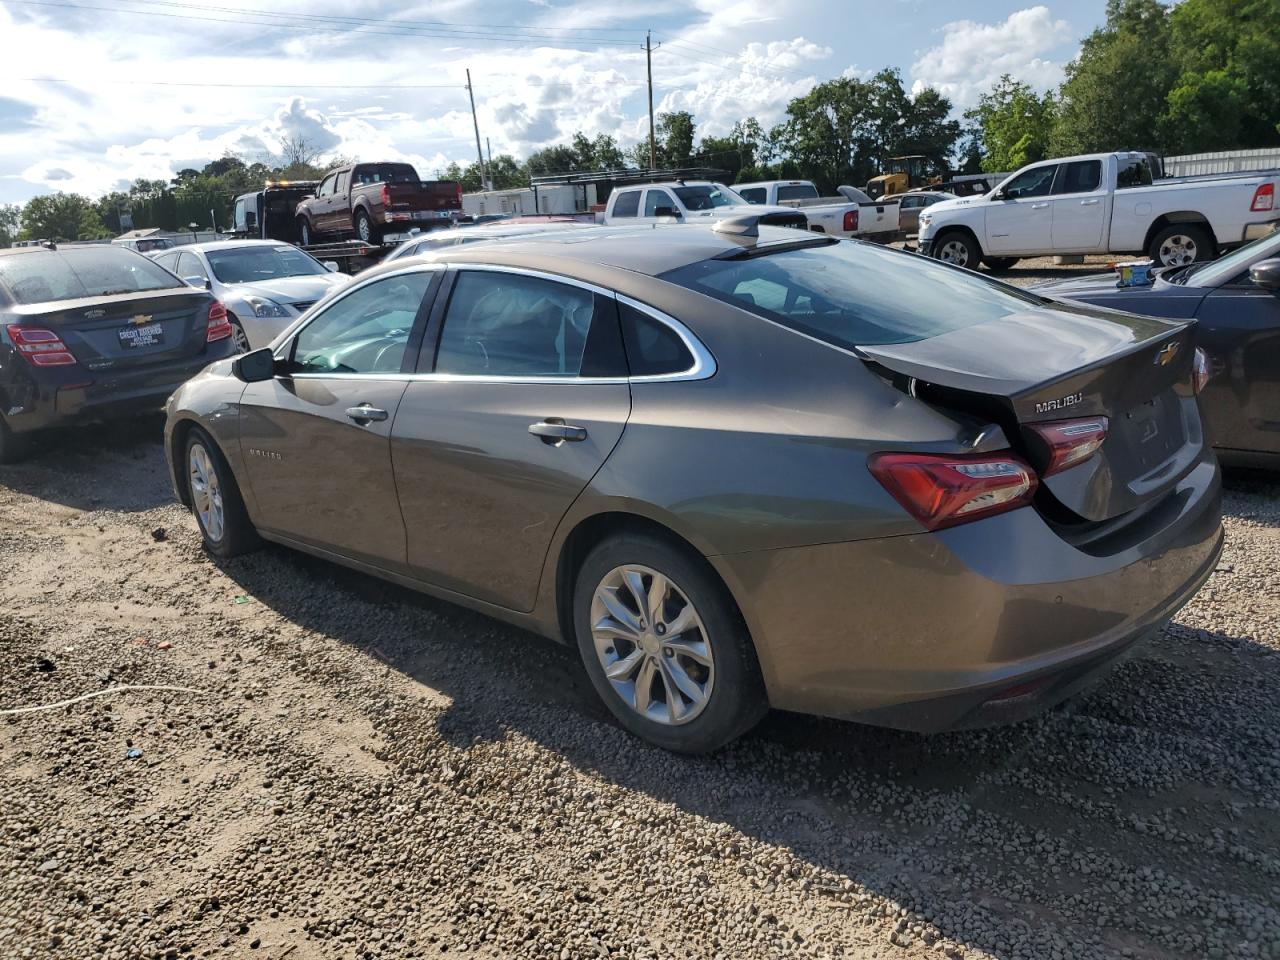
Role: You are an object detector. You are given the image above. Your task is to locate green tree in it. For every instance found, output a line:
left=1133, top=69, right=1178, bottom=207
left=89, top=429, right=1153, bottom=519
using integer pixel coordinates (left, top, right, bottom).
left=965, top=76, right=1057, bottom=172
left=1160, top=68, right=1248, bottom=152
left=525, top=144, right=582, bottom=177
left=1, top=203, right=23, bottom=247
left=656, top=111, right=696, bottom=167
left=19, top=193, right=110, bottom=241
left=696, top=118, right=769, bottom=182
left=1052, top=0, right=1179, bottom=155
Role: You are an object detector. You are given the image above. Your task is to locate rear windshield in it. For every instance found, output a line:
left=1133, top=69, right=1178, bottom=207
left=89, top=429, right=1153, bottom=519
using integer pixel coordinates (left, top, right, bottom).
left=206, top=245, right=328, bottom=283
left=776, top=184, right=819, bottom=202
left=354, top=164, right=419, bottom=185
left=661, top=240, right=1044, bottom=347
left=0, top=248, right=182, bottom=305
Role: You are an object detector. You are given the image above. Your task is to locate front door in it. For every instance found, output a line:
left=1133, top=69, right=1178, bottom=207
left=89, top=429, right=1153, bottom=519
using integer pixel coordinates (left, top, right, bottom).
left=238, top=268, right=438, bottom=569
left=984, top=162, right=1059, bottom=255
left=392, top=267, right=631, bottom=611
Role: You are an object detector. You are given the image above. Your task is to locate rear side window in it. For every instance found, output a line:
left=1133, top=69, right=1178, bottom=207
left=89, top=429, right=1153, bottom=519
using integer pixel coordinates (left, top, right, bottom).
left=1055, top=160, right=1102, bottom=194
left=612, top=191, right=641, bottom=218
left=737, top=188, right=766, bottom=204
left=620, top=303, right=694, bottom=376
left=0, top=249, right=181, bottom=304
left=776, top=184, right=818, bottom=202
left=1116, top=158, right=1154, bottom=189
left=661, top=241, right=1044, bottom=348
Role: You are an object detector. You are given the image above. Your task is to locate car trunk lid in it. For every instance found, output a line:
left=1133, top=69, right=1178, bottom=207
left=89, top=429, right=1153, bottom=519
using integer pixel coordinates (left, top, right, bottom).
left=860, top=304, right=1199, bottom=522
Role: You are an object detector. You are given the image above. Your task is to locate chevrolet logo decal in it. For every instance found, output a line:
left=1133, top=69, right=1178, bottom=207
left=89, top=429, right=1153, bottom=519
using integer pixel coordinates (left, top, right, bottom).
left=1154, top=341, right=1181, bottom=366
left=130, top=314, right=153, bottom=326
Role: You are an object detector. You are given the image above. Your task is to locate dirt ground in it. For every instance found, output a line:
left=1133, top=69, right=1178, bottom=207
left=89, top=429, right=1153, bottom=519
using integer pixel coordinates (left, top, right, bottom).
left=1, top=262, right=1278, bottom=959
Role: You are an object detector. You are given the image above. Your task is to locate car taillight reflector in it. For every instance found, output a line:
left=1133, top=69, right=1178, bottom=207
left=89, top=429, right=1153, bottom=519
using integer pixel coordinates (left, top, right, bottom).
left=5, top=324, right=77, bottom=366
left=1251, top=182, right=1274, bottom=212
left=843, top=209, right=859, bottom=233
left=1192, top=346, right=1211, bottom=394
left=1026, top=417, right=1109, bottom=476
left=869, top=451, right=1037, bottom=530
left=206, top=300, right=233, bottom=342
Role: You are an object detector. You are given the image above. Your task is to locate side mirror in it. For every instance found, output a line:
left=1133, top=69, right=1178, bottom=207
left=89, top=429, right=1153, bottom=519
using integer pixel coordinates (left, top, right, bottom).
left=231, top=347, right=277, bottom=383
left=1250, top=258, right=1280, bottom=292
left=654, top=206, right=680, bottom=219
left=184, top=276, right=211, bottom=289
left=323, top=261, right=340, bottom=272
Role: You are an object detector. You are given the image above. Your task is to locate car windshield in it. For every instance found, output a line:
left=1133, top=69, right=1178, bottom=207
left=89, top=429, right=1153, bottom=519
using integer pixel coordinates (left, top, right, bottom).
left=661, top=240, right=1045, bottom=347
left=1180, top=226, right=1280, bottom=287
left=673, top=184, right=744, bottom=211
left=0, top=248, right=181, bottom=304
left=206, top=246, right=328, bottom=283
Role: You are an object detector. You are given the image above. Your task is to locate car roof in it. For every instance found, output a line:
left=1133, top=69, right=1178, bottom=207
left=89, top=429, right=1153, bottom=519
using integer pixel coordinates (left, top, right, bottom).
left=171, top=240, right=296, bottom=253
left=378, top=223, right=822, bottom=279
left=0, top=244, right=133, bottom=259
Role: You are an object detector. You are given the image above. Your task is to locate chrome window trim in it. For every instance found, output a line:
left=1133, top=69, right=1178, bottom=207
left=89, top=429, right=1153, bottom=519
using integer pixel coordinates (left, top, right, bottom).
left=282, top=262, right=716, bottom=384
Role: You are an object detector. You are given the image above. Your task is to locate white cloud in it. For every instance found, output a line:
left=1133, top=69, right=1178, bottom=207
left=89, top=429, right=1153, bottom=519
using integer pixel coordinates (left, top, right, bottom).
left=909, top=6, right=1074, bottom=109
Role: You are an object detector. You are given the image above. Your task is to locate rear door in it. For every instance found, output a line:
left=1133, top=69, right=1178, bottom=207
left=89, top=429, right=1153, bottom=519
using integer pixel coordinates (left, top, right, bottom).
left=391, top=266, right=631, bottom=611
left=1050, top=159, right=1108, bottom=252
left=985, top=163, right=1058, bottom=254
left=238, top=267, right=439, bottom=568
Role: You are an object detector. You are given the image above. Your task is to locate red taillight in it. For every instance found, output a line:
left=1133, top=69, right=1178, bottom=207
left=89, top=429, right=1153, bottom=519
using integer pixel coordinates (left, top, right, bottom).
left=1192, top=346, right=1211, bottom=394
left=1025, top=417, right=1109, bottom=476
left=1251, top=182, right=1274, bottom=212
left=5, top=324, right=77, bottom=366
left=843, top=209, right=859, bottom=233
left=381, top=184, right=391, bottom=207
left=869, top=451, right=1037, bottom=530
left=206, top=300, right=232, bottom=342
left=455, top=182, right=463, bottom=206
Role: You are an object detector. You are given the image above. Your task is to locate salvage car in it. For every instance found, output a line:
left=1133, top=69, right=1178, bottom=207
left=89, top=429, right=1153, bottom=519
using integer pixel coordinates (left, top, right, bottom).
left=153, top=241, right=350, bottom=351
left=919, top=151, right=1280, bottom=269
left=164, top=221, right=1223, bottom=752
left=295, top=162, right=463, bottom=246
left=1036, top=226, right=1280, bottom=467
left=1, top=243, right=235, bottom=462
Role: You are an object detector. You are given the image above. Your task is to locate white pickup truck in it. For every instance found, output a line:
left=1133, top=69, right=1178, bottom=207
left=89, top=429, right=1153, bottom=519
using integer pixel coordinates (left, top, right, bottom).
left=734, top=179, right=900, bottom=241
left=600, top=181, right=807, bottom=230
left=917, top=151, right=1280, bottom=269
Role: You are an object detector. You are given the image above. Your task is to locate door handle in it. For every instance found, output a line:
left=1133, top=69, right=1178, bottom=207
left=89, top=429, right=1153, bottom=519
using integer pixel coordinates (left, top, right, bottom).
left=1080, top=199, right=1101, bottom=205
left=529, top=420, right=587, bottom=443
left=346, top=404, right=389, bottom=423
left=1030, top=202, right=1050, bottom=209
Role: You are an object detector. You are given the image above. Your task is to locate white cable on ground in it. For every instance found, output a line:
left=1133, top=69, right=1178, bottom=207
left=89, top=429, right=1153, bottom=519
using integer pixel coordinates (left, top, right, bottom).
left=0, top=684, right=205, bottom=716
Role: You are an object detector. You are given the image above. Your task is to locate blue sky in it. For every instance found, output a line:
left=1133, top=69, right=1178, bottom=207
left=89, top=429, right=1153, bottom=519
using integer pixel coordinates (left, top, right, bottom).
left=0, top=0, right=1108, bottom=204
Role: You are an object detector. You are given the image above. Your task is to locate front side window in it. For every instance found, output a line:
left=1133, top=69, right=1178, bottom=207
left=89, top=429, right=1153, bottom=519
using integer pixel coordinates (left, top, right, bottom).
left=1001, top=165, right=1059, bottom=199
left=153, top=251, right=181, bottom=273
left=207, top=245, right=328, bottom=283
left=1116, top=158, right=1154, bottom=190
left=738, top=187, right=766, bottom=205
left=644, top=190, right=676, bottom=217
left=317, top=175, right=336, bottom=198
left=1055, top=160, right=1102, bottom=195
left=177, top=252, right=208, bottom=281
left=291, top=272, right=431, bottom=375
left=662, top=239, right=1046, bottom=348
left=612, top=191, right=641, bottom=218
left=436, top=271, right=600, bottom=376
left=0, top=248, right=181, bottom=304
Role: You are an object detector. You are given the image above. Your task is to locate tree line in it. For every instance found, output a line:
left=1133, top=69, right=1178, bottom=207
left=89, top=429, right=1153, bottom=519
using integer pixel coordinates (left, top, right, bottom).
left=4, top=0, right=1275, bottom=244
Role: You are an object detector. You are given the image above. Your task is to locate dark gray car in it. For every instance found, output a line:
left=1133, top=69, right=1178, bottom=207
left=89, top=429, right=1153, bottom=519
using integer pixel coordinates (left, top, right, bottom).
left=1036, top=228, right=1280, bottom=467
left=163, top=224, right=1223, bottom=752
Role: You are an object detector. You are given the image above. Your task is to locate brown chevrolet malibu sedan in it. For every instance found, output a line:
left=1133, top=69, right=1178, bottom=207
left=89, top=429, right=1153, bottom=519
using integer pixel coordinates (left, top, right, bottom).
left=164, top=222, right=1223, bottom=753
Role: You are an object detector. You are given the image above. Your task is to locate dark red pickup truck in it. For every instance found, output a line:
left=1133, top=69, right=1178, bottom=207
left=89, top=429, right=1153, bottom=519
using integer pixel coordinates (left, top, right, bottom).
left=295, top=162, right=462, bottom=246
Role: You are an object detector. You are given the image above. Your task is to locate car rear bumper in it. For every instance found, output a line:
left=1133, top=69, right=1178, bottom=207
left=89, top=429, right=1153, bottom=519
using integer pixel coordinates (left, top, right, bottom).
left=2, top=345, right=235, bottom=434
left=713, top=455, right=1223, bottom=733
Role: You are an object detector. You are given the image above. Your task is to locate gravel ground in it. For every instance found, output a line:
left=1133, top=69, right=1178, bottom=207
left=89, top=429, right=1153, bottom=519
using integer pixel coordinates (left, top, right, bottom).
left=2, top=306, right=1278, bottom=960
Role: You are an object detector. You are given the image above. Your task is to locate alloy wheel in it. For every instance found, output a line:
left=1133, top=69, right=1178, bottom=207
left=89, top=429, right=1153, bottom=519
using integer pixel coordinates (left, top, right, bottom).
left=357, top=215, right=372, bottom=243
left=938, top=239, right=970, bottom=266
left=230, top=321, right=251, bottom=353
left=189, top=443, right=225, bottom=543
left=590, top=564, right=714, bottom=726
left=1157, top=234, right=1198, bottom=266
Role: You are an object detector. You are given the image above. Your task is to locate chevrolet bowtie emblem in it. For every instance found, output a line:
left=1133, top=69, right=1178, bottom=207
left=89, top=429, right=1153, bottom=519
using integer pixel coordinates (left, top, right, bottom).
left=131, top=314, right=153, bottom=326
left=1154, top=341, right=1180, bottom=366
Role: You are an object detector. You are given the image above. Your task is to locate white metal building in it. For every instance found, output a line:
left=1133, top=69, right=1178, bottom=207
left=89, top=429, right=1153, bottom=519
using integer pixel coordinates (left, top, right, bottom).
left=1164, top=148, right=1280, bottom=177
left=462, top=183, right=598, bottom=218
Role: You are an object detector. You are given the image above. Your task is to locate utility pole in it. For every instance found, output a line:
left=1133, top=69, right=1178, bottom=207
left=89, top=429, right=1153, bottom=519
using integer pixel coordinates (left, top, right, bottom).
left=465, top=69, right=491, bottom=191
left=645, top=31, right=659, bottom=170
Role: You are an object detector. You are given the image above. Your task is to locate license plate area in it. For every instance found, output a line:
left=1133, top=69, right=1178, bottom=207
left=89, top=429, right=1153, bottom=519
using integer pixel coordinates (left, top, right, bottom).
left=1116, top=392, right=1185, bottom=473
left=119, top=322, right=164, bottom=349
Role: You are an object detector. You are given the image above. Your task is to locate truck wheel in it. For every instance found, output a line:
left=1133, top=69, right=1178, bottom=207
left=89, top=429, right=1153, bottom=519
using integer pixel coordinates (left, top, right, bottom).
left=298, top=217, right=314, bottom=246
left=1148, top=224, right=1213, bottom=267
left=933, top=231, right=981, bottom=269
left=983, top=257, right=1019, bottom=272
left=355, top=210, right=382, bottom=245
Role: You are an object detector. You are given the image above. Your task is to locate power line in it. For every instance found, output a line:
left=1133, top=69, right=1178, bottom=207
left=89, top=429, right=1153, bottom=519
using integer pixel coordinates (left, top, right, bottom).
left=16, top=76, right=644, bottom=90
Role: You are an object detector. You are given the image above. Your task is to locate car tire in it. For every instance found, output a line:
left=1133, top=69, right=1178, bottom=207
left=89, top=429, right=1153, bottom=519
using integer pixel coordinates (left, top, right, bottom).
left=1148, top=224, right=1214, bottom=267
left=983, top=256, right=1019, bottom=272
left=355, top=210, right=382, bottom=246
left=299, top=217, right=314, bottom=246
left=0, top=415, right=31, bottom=464
left=932, top=230, right=981, bottom=269
left=572, top=533, right=767, bottom=754
left=184, top=427, right=260, bottom=558
left=227, top=313, right=251, bottom=354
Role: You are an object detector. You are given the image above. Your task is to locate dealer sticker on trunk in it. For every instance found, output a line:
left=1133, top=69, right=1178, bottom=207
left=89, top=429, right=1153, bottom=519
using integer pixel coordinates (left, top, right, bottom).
left=118, top=322, right=164, bottom=349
